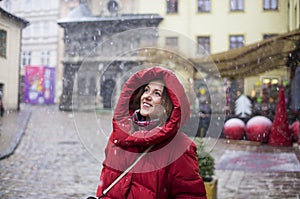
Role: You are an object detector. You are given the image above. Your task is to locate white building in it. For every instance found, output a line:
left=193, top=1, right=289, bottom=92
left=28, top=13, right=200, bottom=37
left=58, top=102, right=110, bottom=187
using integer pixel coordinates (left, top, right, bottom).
left=0, top=0, right=80, bottom=104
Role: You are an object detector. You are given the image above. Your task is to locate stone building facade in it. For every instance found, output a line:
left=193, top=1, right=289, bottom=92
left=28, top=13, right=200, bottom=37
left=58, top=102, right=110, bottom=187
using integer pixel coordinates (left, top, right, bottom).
left=58, top=2, right=163, bottom=110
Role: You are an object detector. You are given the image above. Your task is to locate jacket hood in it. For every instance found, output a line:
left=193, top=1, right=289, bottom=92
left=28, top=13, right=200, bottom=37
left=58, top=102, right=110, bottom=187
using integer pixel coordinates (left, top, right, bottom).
left=110, top=67, right=190, bottom=148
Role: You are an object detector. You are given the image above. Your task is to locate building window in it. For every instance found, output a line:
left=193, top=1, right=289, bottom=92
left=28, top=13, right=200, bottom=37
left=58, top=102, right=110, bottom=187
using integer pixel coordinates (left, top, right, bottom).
left=41, top=51, right=50, bottom=66
left=197, top=36, right=210, bottom=54
left=21, top=51, right=31, bottom=67
left=198, top=0, right=210, bottom=12
left=262, top=77, right=280, bottom=97
left=107, top=0, right=119, bottom=13
left=229, top=35, right=244, bottom=49
left=230, top=0, right=244, bottom=11
left=0, top=29, right=7, bottom=58
left=167, top=0, right=178, bottom=14
left=263, top=0, right=278, bottom=10
left=263, top=34, right=278, bottom=40
left=166, top=37, right=178, bottom=47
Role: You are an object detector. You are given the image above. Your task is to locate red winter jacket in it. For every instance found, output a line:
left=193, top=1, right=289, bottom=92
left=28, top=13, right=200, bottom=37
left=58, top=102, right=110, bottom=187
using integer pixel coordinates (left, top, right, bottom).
left=96, top=67, right=207, bottom=199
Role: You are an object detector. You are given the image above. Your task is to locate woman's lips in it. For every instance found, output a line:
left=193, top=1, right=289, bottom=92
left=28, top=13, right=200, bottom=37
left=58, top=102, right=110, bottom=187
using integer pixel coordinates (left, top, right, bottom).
left=142, top=102, right=152, bottom=108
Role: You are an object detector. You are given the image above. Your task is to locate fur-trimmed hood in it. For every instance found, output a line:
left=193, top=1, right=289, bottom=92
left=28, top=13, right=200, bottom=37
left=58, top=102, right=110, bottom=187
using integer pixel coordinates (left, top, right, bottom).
left=110, top=67, right=190, bottom=148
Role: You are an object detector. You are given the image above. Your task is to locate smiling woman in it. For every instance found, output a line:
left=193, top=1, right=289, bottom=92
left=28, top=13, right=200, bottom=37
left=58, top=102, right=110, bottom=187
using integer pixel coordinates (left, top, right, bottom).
left=93, top=67, right=207, bottom=199
left=140, top=80, right=164, bottom=118
left=129, top=79, right=173, bottom=130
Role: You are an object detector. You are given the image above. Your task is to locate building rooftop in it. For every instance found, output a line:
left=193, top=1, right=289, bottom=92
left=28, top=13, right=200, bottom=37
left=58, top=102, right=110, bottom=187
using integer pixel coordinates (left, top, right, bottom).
left=0, top=6, right=29, bottom=27
left=57, top=3, right=162, bottom=25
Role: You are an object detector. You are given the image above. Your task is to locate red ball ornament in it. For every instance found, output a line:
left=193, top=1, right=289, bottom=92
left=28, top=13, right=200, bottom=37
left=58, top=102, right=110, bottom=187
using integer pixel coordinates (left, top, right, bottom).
left=289, top=120, right=300, bottom=142
left=246, top=116, right=272, bottom=143
left=223, top=118, right=245, bottom=140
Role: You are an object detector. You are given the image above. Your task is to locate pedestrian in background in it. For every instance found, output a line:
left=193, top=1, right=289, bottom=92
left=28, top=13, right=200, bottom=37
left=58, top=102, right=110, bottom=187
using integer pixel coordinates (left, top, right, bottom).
left=0, top=91, right=4, bottom=117
left=94, top=67, right=207, bottom=199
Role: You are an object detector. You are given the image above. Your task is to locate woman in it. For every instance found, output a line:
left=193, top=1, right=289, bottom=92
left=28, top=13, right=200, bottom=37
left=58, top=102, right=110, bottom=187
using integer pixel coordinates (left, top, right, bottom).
left=96, top=67, right=207, bottom=199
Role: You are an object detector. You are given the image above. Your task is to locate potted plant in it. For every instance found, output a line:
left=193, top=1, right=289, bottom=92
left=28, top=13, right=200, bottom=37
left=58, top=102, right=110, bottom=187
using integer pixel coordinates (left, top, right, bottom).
left=195, top=139, right=218, bottom=199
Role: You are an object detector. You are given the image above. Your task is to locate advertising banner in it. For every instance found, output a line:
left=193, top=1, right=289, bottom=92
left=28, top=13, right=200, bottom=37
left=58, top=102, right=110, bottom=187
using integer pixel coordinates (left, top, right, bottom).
left=24, top=66, right=55, bottom=104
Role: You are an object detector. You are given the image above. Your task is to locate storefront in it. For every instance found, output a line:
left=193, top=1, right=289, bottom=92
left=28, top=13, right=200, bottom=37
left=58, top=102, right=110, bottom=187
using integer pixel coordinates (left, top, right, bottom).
left=191, top=29, right=300, bottom=122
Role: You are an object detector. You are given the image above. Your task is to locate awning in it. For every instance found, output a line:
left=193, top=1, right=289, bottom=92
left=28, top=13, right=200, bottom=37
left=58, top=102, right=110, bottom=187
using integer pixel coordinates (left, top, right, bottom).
left=191, top=29, right=300, bottom=78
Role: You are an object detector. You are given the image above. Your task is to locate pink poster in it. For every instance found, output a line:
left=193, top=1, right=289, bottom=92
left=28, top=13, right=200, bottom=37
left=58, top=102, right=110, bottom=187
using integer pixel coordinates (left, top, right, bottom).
left=24, top=66, right=55, bottom=104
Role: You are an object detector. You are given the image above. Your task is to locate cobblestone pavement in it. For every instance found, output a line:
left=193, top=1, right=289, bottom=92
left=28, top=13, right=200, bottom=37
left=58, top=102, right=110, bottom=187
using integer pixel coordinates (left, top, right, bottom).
left=0, top=105, right=102, bottom=199
left=1, top=105, right=300, bottom=199
left=0, top=108, right=31, bottom=159
left=208, top=139, right=300, bottom=199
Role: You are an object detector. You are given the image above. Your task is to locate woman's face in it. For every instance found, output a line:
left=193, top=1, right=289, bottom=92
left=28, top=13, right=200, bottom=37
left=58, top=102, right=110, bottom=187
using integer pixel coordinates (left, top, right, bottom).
left=140, top=80, right=164, bottom=119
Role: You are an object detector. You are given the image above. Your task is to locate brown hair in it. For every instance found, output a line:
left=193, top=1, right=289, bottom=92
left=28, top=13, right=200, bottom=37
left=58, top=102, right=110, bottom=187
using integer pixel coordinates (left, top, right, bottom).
left=129, top=80, right=173, bottom=120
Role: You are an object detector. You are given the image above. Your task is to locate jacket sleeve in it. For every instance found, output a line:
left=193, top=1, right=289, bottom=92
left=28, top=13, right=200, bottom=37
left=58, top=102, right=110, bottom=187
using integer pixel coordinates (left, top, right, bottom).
left=167, top=143, right=207, bottom=199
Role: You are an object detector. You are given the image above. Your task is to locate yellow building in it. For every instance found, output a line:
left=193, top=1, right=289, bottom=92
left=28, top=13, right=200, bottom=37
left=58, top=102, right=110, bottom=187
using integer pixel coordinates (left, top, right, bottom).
left=0, top=7, right=28, bottom=110
left=88, top=0, right=299, bottom=93
left=98, top=0, right=296, bottom=54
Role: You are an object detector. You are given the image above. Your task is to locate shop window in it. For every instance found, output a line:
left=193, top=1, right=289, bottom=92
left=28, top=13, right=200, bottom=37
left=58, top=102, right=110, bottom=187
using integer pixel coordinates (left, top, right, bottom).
left=262, top=77, right=279, bottom=85
left=260, top=77, right=281, bottom=118
left=261, top=77, right=280, bottom=102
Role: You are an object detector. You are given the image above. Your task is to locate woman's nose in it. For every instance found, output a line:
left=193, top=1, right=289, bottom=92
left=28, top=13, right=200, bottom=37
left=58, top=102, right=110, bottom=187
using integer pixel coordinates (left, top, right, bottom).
left=144, top=93, right=152, bottom=100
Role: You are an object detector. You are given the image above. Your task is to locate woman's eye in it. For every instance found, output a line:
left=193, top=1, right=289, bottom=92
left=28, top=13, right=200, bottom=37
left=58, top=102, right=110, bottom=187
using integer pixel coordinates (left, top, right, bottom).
left=155, top=92, right=161, bottom=96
